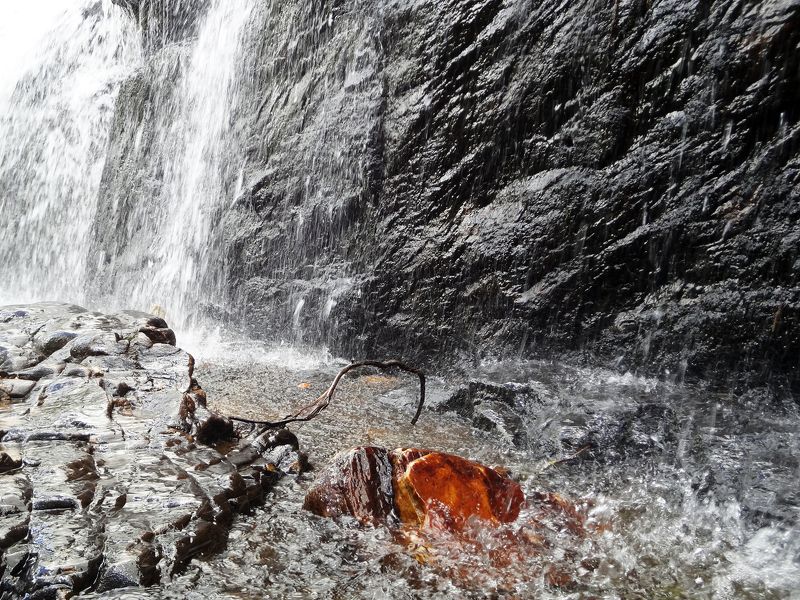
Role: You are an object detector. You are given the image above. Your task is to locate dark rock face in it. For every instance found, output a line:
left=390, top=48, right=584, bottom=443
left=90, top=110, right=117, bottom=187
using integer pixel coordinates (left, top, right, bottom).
left=0, top=303, right=303, bottom=596
left=111, top=0, right=210, bottom=55
left=436, top=381, right=541, bottom=448
left=97, top=0, right=800, bottom=388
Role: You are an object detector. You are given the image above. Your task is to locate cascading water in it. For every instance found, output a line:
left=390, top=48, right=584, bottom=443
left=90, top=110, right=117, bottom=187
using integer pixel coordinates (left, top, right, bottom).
left=89, top=0, right=258, bottom=331
left=0, top=0, right=259, bottom=335
left=0, top=0, right=139, bottom=306
left=1, top=0, right=384, bottom=345
left=87, top=0, right=385, bottom=346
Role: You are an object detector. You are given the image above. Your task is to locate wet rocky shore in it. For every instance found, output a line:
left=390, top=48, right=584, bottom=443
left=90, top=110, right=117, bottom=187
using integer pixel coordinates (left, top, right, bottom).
left=0, top=303, right=303, bottom=597
left=1, top=302, right=798, bottom=598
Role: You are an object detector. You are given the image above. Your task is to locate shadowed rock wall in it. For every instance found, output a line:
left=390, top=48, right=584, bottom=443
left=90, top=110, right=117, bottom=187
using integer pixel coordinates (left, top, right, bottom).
left=101, top=0, right=800, bottom=388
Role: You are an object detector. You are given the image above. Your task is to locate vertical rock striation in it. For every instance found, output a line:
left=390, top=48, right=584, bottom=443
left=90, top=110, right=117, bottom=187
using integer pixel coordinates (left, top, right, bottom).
left=96, top=0, right=800, bottom=387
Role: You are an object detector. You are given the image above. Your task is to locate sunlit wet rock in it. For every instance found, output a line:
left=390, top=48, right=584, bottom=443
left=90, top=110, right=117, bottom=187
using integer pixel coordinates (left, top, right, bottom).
left=0, top=302, right=303, bottom=596
left=306, top=447, right=526, bottom=530
left=306, top=445, right=592, bottom=591
left=393, top=450, right=525, bottom=530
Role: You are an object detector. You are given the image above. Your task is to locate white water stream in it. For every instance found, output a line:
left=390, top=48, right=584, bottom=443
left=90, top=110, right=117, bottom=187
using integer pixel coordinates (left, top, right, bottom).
left=93, top=0, right=257, bottom=330
left=0, top=0, right=256, bottom=338
left=0, top=0, right=139, bottom=306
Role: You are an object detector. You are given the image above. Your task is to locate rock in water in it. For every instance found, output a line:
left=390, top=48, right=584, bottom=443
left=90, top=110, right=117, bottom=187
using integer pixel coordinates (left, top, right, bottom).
left=303, top=446, right=397, bottom=524
left=0, top=302, right=303, bottom=596
left=435, top=380, right=540, bottom=448
left=306, top=447, right=526, bottom=531
left=305, top=446, right=592, bottom=591
left=392, top=450, right=525, bottom=530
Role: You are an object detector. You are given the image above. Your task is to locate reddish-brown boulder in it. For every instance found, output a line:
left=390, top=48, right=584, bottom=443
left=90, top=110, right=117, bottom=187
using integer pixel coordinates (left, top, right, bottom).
left=303, top=446, right=397, bottom=524
left=305, top=447, right=525, bottom=532
left=304, top=446, right=597, bottom=593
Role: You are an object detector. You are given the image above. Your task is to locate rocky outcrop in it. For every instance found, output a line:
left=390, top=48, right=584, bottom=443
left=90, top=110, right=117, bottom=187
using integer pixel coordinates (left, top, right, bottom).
left=95, top=0, right=800, bottom=388
left=435, top=381, right=542, bottom=448
left=0, top=303, right=303, bottom=596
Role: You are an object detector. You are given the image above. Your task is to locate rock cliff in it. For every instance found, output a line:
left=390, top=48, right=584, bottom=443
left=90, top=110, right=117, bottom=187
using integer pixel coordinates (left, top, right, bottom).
left=100, top=0, right=800, bottom=388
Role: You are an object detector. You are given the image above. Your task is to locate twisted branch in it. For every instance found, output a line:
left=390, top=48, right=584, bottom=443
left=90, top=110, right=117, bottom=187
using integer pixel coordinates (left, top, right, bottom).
left=229, top=360, right=425, bottom=431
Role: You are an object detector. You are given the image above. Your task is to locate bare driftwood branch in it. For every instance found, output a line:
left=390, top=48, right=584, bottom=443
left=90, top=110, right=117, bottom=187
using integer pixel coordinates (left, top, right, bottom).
left=539, top=445, right=591, bottom=472
left=229, top=360, right=426, bottom=430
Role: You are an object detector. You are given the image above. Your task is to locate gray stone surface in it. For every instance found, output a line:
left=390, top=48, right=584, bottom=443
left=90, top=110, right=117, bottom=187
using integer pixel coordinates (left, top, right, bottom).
left=0, top=303, right=303, bottom=596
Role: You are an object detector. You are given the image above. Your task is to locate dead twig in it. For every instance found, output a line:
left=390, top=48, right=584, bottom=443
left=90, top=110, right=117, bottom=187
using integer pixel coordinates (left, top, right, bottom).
left=539, top=445, right=591, bottom=472
left=229, top=359, right=426, bottom=431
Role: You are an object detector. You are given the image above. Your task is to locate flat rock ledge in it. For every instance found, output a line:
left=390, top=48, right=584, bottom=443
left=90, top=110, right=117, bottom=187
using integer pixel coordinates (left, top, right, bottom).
left=0, top=302, right=302, bottom=597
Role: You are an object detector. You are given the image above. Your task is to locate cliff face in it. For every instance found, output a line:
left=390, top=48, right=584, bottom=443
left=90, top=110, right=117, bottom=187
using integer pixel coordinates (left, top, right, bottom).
left=101, top=0, right=800, bottom=387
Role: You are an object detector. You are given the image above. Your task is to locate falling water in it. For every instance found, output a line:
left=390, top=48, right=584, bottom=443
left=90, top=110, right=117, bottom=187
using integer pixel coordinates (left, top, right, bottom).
left=0, top=0, right=382, bottom=344
left=90, top=0, right=258, bottom=330
left=0, top=0, right=258, bottom=334
left=0, top=0, right=139, bottom=306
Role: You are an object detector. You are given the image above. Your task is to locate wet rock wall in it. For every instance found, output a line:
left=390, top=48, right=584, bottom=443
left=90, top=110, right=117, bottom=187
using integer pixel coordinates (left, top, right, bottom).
left=100, top=0, right=800, bottom=388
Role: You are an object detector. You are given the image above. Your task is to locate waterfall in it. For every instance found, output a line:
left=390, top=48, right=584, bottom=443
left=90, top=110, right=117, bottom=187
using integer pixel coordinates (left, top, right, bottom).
left=89, top=0, right=258, bottom=330
left=0, top=0, right=139, bottom=306
left=0, top=0, right=259, bottom=335
left=0, top=0, right=382, bottom=347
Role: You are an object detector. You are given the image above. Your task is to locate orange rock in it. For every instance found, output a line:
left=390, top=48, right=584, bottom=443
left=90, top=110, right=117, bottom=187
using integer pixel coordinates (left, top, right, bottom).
left=303, top=446, right=597, bottom=595
left=391, top=450, right=525, bottom=530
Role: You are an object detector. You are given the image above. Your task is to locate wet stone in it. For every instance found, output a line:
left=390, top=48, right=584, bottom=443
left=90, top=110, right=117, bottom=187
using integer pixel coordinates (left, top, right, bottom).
left=472, top=401, right=529, bottom=449
left=33, top=330, right=78, bottom=357
left=139, top=325, right=177, bottom=346
left=0, top=446, right=22, bottom=473
left=0, top=302, right=302, bottom=596
left=70, top=332, right=125, bottom=361
left=11, top=363, right=64, bottom=381
left=392, top=450, right=525, bottom=530
left=436, top=380, right=540, bottom=448
left=305, top=447, right=527, bottom=531
left=0, top=378, right=35, bottom=398
left=304, top=446, right=397, bottom=524
left=306, top=446, right=590, bottom=591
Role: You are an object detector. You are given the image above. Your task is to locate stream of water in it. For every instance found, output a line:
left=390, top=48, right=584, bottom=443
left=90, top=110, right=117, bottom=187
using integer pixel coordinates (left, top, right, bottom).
left=0, top=0, right=139, bottom=307
left=0, top=2, right=798, bottom=598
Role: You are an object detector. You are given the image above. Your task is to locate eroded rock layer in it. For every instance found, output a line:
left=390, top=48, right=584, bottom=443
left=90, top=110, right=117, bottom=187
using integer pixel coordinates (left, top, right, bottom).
left=0, top=303, right=302, bottom=596
left=93, top=0, right=800, bottom=388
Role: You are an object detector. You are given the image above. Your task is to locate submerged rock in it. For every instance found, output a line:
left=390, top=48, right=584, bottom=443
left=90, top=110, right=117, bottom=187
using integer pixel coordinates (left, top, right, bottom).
left=305, top=447, right=527, bottom=531
left=436, top=380, right=540, bottom=448
left=0, top=302, right=303, bottom=596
